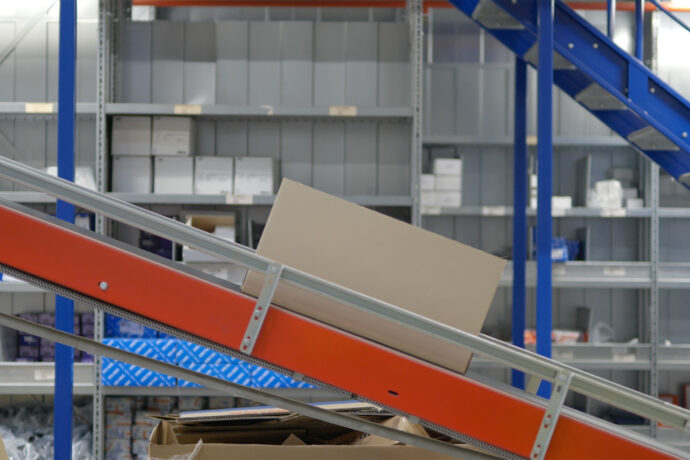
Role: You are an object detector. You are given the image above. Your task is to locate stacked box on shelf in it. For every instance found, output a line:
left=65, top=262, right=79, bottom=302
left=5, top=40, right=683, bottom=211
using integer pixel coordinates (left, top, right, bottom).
left=421, top=158, right=462, bottom=208
left=102, top=339, right=177, bottom=387
left=16, top=313, right=40, bottom=362
left=111, top=116, right=153, bottom=193
left=105, top=397, right=135, bottom=460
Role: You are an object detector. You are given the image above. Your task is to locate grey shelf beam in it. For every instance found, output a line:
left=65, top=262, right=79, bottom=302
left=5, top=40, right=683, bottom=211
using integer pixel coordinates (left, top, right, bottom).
left=659, top=208, right=690, bottom=218
left=0, top=102, right=97, bottom=115
left=0, top=362, right=94, bottom=395
left=500, top=261, right=655, bottom=288
left=105, top=103, right=413, bottom=118
left=422, top=135, right=629, bottom=146
left=422, top=206, right=652, bottom=218
left=0, top=281, right=46, bottom=293
left=0, top=192, right=413, bottom=207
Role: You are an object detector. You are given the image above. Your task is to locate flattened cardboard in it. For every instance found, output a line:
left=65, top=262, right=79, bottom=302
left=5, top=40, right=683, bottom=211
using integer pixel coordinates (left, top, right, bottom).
left=242, top=179, right=506, bottom=374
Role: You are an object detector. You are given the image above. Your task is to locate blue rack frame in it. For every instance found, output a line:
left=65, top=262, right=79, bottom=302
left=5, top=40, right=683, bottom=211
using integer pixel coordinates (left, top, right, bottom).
left=55, top=0, right=76, bottom=457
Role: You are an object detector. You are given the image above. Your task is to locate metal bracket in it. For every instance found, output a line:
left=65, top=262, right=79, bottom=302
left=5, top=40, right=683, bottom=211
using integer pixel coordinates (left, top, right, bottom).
left=240, top=263, right=283, bottom=355
left=526, top=374, right=542, bottom=395
left=530, top=370, right=573, bottom=460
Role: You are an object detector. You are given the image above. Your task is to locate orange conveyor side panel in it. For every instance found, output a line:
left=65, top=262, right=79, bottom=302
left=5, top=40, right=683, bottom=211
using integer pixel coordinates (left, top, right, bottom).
left=0, top=204, right=676, bottom=460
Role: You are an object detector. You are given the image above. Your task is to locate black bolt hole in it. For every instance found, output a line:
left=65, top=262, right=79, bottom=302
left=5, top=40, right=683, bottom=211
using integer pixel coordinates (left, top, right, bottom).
left=388, top=390, right=399, bottom=396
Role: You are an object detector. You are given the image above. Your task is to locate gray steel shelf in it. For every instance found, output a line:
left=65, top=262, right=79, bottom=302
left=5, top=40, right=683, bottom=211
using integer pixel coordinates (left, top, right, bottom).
left=0, top=281, right=46, bottom=293
left=0, top=102, right=97, bottom=115
left=0, top=362, right=94, bottom=395
left=422, top=134, right=629, bottom=146
left=659, top=207, right=690, bottom=218
left=0, top=192, right=413, bottom=207
left=500, top=261, right=654, bottom=288
left=106, top=103, right=413, bottom=118
left=422, top=206, right=652, bottom=218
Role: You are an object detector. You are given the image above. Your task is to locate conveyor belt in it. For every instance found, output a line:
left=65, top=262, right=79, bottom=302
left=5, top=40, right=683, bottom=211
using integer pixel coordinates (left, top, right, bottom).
left=0, top=157, right=688, bottom=459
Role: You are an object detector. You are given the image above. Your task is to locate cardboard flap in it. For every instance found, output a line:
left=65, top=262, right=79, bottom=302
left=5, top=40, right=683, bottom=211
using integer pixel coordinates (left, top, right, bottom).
left=282, top=434, right=306, bottom=446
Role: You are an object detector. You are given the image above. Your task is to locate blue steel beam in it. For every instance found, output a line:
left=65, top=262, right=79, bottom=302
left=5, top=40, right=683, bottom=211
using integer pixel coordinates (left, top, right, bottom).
left=607, top=0, right=616, bottom=38
left=512, top=57, right=527, bottom=391
left=55, top=0, right=76, bottom=458
left=635, top=0, right=643, bottom=61
left=537, top=0, right=554, bottom=398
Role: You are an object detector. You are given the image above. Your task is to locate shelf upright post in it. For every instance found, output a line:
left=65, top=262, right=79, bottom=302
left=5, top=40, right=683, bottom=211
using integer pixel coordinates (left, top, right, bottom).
left=55, top=0, right=77, bottom=457
left=607, top=0, right=616, bottom=38
left=512, top=57, right=528, bottom=390
left=635, top=0, right=644, bottom=60
left=536, top=0, right=554, bottom=398
left=408, top=0, right=423, bottom=227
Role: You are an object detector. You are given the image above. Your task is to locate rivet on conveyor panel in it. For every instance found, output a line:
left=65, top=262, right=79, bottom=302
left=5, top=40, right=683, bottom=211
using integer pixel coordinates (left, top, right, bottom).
left=99, top=281, right=108, bottom=291
left=523, top=43, right=576, bottom=71
left=471, top=0, right=524, bottom=30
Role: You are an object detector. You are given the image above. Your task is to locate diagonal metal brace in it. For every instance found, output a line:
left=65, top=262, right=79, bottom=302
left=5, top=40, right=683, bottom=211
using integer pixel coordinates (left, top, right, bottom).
left=240, top=262, right=283, bottom=355
left=531, top=370, right=574, bottom=460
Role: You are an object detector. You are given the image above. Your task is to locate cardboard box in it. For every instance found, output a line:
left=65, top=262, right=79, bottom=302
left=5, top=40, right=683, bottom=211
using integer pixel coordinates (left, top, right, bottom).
left=626, top=198, right=644, bottom=209
left=112, top=156, right=152, bottom=193
left=434, top=175, right=461, bottom=191
left=242, top=179, right=505, bottom=374
left=420, top=174, right=435, bottom=191
left=432, top=158, right=462, bottom=176
left=234, top=157, right=276, bottom=195
left=420, top=191, right=437, bottom=207
left=111, top=116, right=152, bottom=156
left=552, top=196, right=573, bottom=209
left=46, top=166, right=97, bottom=191
left=154, top=156, right=194, bottom=194
left=151, top=116, right=193, bottom=156
left=102, top=358, right=176, bottom=387
left=148, top=402, right=490, bottom=459
left=194, top=156, right=234, bottom=195
left=182, top=213, right=237, bottom=262
left=435, top=191, right=461, bottom=208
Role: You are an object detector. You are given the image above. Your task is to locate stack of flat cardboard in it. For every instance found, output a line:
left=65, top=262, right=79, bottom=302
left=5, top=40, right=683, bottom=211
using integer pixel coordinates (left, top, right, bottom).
left=148, top=401, right=496, bottom=459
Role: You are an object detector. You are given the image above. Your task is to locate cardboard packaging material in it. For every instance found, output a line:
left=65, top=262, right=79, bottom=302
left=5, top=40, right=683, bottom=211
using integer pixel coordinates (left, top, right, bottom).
left=432, top=158, right=462, bottom=176
left=148, top=402, right=495, bottom=459
left=552, top=196, right=573, bottom=209
left=152, top=116, right=194, bottom=156
left=242, top=179, right=505, bottom=374
left=420, top=190, right=437, bottom=207
left=112, top=156, right=152, bottom=193
left=111, top=116, right=151, bottom=156
left=194, top=156, right=234, bottom=194
left=435, top=191, right=461, bottom=208
left=154, top=156, right=194, bottom=194
left=420, top=174, right=435, bottom=191
left=234, top=157, right=276, bottom=195
left=182, top=213, right=237, bottom=263
left=435, top=175, right=462, bottom=191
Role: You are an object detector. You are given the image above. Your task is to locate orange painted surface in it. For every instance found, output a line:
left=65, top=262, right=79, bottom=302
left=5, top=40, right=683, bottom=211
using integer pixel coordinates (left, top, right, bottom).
left=0, top=205, right=678, bottom=459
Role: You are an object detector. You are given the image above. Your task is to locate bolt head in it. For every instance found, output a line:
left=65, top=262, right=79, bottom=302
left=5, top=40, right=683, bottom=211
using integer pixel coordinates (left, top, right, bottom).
left=568, top=43, right=574, bottom=49
left=650, top=87, right=656, bottom=93
left=99, top=281, right=108, bottom=291
left=593, top=43, right=599, bottom=49
left=683, top=132, right=688, bottom=138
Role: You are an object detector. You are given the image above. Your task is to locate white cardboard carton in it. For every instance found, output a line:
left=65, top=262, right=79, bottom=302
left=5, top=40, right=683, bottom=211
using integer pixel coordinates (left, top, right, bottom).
left=435, top=191, right=461, bottom=208
left=432, top=158, right=462, bottom=176
left=112, top=156, right=152, bottom=193
left=434, top=175, right=462, bottom=191
left=151, top=116, right=194, bottom=156
left=111, top=116, right=152, bottom=156
left=420, top=191, right=437, bottom=207
left=551, top=196, right=573, bottom=209
left=234, top=157, right=275, bottom=195
left=420, top=174, right=435, bottom=191
left=194, top=156, right=234, bottom=195
left=154, top=156, right=193, bottom=194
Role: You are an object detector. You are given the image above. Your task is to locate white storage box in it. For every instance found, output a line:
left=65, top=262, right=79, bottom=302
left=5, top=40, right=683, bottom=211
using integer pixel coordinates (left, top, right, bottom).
left=112, top=157, right=152, bottom=193
left=626, top=198, right=644, bottom=209
left=151, top=116, right=194, bottom=156
left=421, top=174, right=435, bottom=191
left=111, top=116, right=152, bottom=156
left=432, top=158, right=462, bottom=176
left=435, top=191, right=461, bottom=208
left=551, top=196, right=573, bottom=209
left=194, top=156, right=234, bottom=195
left=435, top=175, right=462, bottom=191
left=154, top=156, right=193, bottom=194
left=421, top=191, right=437, bottom=207
left=234, top=157, right=276, bottom=195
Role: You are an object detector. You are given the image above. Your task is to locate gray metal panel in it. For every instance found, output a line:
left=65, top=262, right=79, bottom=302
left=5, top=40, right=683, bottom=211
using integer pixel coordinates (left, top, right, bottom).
left=14, top=21, right=46, bottom=102
left=216, top=120, right=247, bottom=156
left=247, top=121, right=279, bottom=158
left=660, top=220, right=690, bottom=262
left=314, top=22, right=346, bottom=106
left=426, top=66, right=456, bottom=136
left=76, top=119, right=96, bottom=169
left=0, top=122, right=15, bottom=190
left=378, top=22, right=409, bottom=107
left=280, top=121, right=312, bottom=186
left=77, top=22, right=97, bottom=103
left=14, top=121, right=46, bottom=170
left=184, top=22, right=216, bottom=104
left=118, top=21, right=152, bottom=103
left=455, top=66, right=481, bottom=136
left=0, top=22, right=15, bottom=102
left=421, top=215, right=454, bottom=239
left=47, top=21, right=58, bottom=101
left=280, top=21, right=313, bottom=106
left=481, top=67, right=510, bottom=140
left=195, top=119, right=216, bottom=155
left=456, top=145, right=480, bottom=206
left=313, top=121, right=345, bottom=194
left=377, top=121, right=410, bottom=195
left=345, top=22, right=377, bottom=107
left=215, top=21, right=248, bottom=105
left=152, top=21, right=184, bottom=104
left=480, top=146, right=510, bottom=205
left=248, top=21, right=280, bottom=106
left=344, top=121, right=376, bottom=195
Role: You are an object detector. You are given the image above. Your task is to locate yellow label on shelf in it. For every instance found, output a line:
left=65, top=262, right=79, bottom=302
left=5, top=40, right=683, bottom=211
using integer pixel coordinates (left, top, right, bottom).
left=34, top=369, right=55, bottom=381
left=25, top=102, right=54, bottom=113
left=551, top=208, right=567, bottom=217
left=553, top=265, right=567, bottom=276
left=481, top=206, right=507, bottom=216
left=421, top=206, right=442, bottom=215
left=603, top=266, right=626, bottom=276
left=600, top=208, right=626, bottom=217
left=173, top=104, right=202, bottom=115
left=329, top=105, right=357, bottom=116
left=225, top=194, right=253, bottom=205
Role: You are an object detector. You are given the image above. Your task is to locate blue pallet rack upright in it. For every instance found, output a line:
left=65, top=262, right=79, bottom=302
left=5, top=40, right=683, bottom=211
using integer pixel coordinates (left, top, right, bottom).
left=55, top=0, right=77, bottom=458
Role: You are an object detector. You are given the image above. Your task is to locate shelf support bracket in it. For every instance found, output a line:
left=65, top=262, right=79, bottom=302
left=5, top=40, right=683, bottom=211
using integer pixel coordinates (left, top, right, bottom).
left=241, top=262, right=283, bottom=355
left=530, top=370, right=573, bottom=460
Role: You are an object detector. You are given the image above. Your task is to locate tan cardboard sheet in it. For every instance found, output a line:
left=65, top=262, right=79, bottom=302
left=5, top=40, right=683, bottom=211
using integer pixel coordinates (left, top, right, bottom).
left=242, top=179, right=506, bottom=374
